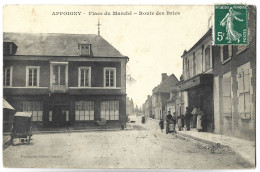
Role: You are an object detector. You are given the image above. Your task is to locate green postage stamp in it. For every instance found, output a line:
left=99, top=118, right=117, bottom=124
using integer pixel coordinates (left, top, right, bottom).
left=214, top=4, right=248, bottom=45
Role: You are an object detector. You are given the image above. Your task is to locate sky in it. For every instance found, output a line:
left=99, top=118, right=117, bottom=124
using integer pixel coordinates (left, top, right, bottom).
left=3, top=5, right=213, bottom=107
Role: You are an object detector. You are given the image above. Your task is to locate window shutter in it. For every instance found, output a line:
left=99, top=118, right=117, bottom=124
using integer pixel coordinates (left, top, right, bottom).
left=238, top=94, right=245, bottom=116
left=222, top=78, right=231, bottom=96
left=237, top=72, right=244, bottom=94
left=223, top=97, right=232, bottom=115
left=243, top=69, right=250, bottom=92
left=222, top=77, right=232, bottom=116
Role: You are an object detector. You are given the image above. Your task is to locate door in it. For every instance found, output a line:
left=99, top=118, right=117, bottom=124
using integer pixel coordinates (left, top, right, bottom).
left=201, top=93, right=213, bottom=132
left=52, top=106, right=67, bottom=127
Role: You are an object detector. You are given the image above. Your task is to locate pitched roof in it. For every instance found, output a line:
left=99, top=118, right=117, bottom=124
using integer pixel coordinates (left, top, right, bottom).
left=153, top=74, right=179, bottom=94
left=3, top=32, right=125, bottom=57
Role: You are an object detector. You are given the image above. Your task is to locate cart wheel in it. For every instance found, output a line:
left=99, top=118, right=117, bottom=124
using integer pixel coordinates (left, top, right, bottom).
left=21, top=139, right=24, bottom=144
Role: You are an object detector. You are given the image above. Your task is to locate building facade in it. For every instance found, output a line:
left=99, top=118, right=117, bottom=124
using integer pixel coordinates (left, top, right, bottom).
left=213, top=6, right=256, bottom=141
left=3, top=33, right=128, bottom=130
left=151, top=73, right=179, bottom=120
left=177, top=29, right=216, bottom=132
left=176, top=6, right=256, bottom=140
left=143, top=95, right=152, bottom=118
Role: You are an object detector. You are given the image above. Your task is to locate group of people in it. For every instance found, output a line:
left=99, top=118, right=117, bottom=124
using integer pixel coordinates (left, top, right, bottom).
left=159, top=105, right=205, bottom=134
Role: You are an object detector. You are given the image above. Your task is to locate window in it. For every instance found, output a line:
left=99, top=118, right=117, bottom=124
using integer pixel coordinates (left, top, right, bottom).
left=186, top=59, right=190, bottom=79
left=26, top=66, right=40, bottom=87
left=237, top=45, right=247, bottom=54
left=79, top=44, right=91, bottom=56
left=237, top=69, right=251, bottom=119
left=205, top=46, right=211, bottom=71
left=101, top=101, right=119, bottom=120
left=3, top=43, right=11, bottom=55
left=53, top=65, right=66, bottom=86
left=189, top=58, right=193, bottom=78
left=78, top=67, right=91, bottom=87
left=222, top=77, right=232, bottom=117
left=23, top=101, right=43, bottom=121
left=193, top=53, right=196, bottom=76
left=75, top=101, right=94, bottom=121
left=3, top=66, right=12, bottom=87
left=66, top=111, right=69, bottom=122
left=221, top=45, right=232, bottom=64
left=104, top=68, right=116, bottom=87
left=49, top=111, right=52, bottom=121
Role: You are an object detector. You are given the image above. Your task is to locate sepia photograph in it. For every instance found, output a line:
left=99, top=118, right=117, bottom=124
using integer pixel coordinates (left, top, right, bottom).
left=2, top=3, right=256, bottom=169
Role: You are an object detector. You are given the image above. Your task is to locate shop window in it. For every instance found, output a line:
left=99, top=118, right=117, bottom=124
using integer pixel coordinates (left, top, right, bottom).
left=222, top=77, right=232, bottom=117
left=237, top=69, right=251, bottom=119
left=101, top=101, right=119, bottom=120
left=75, top=101, right=94, bottom=121
left=3, top=66, right=13, bottom=87
left=23, top=101, right=43, bottom=121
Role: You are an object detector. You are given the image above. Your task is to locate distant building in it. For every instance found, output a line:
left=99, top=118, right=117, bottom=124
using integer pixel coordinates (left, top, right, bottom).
left=143, top=95, right=152, bottom=118
left=165, top=87, right=178, bottom=117
left=3, top=32, right=129, bottom=130
left=126, top=97, right=134, bottom=115
left=151, top=73, right=179, bottom=120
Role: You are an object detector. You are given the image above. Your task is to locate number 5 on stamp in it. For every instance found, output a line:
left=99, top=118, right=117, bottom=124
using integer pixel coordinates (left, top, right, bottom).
left=214, top=4, right=248, bottom=45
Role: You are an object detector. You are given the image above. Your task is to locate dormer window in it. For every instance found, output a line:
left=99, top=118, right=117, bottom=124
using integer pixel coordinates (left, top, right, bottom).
left=3, top=41, right=17, bottom=55
left=78, top=41, right=91, bottom=56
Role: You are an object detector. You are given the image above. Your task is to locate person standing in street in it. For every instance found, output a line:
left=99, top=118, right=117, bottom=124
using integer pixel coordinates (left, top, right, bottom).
left=159, top=119, right=164, bottom=133
left=166, top=111, right=174, bottom=134
left=185, top=107, right=191, bottom=131
left=191, top=105, right=198, bottom=128
left=196, top=108, right=204, bottom=132
left=177, top=114, right=182, bottom=131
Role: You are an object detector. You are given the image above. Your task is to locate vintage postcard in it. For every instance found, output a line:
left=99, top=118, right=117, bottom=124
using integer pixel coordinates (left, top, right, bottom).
left=2, top=4, right=256, bottom=169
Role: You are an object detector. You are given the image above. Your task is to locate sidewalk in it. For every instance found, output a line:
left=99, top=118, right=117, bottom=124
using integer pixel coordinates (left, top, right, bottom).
left=145, top=118, right=255, bottom=167
left=176, top=129, right=256, bottom=167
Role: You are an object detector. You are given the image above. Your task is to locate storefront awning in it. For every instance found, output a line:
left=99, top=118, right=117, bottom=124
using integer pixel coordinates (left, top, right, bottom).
left=3, top=98, right=15, bottom=110
left=177, top=74, right=213, bottom=91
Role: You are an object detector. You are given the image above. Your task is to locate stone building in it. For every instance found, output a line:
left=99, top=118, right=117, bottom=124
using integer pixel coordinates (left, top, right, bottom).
left=3, top=32, right=129, bottom=130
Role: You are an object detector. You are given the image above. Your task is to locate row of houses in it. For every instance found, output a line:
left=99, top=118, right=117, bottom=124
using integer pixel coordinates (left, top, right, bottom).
left=143, top=6, right=256, bottom=141
left=3, top=32, right=129, bottom=130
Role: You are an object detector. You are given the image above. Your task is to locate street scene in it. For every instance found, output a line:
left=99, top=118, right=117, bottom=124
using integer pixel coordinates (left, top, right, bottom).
left=3, top=117, right=252, bottom=168
left=2, top=5, right=256, bottom=169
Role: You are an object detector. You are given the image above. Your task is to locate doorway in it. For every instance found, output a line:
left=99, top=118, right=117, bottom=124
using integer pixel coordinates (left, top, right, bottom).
left=52, top=105, right=68, bottom=127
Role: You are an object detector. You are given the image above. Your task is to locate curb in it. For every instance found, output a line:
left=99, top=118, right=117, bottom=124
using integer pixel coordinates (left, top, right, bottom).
left=175, top=131, right=255, bottom=167
left=176, top=131, right=221, bottom=147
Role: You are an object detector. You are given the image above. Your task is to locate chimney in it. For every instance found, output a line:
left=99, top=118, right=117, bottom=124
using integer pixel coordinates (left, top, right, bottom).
left=162, top=73, right=168, bottom=83
left=147, top=95, right=150, bottom=99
